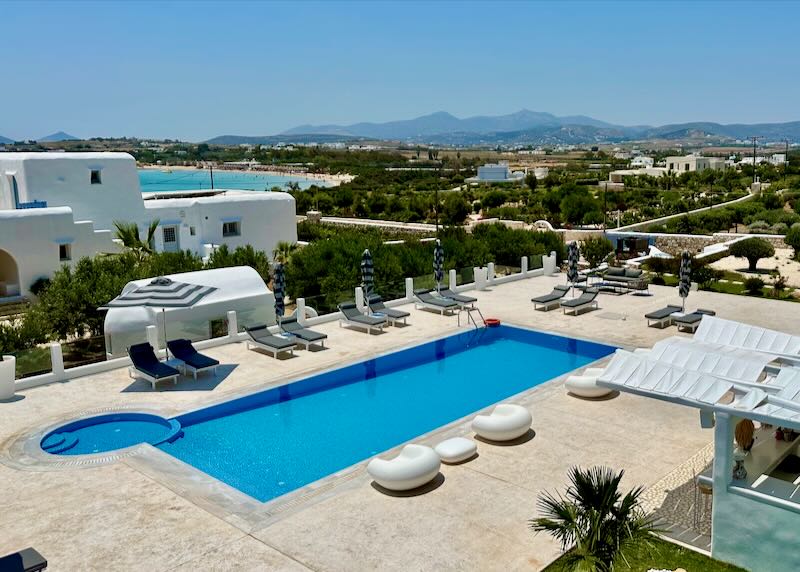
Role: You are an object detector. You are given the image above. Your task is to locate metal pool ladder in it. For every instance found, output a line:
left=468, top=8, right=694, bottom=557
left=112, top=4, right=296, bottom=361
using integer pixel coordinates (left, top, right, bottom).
left=458, top=306, right=485, bottom=329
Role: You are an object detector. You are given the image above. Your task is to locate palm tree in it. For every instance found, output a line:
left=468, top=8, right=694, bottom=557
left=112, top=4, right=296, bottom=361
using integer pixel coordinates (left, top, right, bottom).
left=113, top=219, right=159, bottom=263
left=530, top=466, right=658, bottom=572
left=272, top=241, right=298, bottom=265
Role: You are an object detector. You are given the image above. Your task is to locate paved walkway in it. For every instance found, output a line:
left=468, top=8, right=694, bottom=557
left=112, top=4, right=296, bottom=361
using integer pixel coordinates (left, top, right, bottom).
left=1, top=276, right=799, bottom=570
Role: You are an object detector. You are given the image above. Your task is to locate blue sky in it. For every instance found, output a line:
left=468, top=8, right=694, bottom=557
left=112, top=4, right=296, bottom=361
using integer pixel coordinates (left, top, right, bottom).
left=3, top=0, right=798, bottom=141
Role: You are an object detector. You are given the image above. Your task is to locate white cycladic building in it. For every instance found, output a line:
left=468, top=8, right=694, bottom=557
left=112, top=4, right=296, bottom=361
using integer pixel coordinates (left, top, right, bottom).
left=467, top=162, right=525, bottom=183
left=630, top=156, right=654, bottom=168
left=104, top=266, right=274, bottom=358
left=665, top=155, right=726, bottom=172
left=0, top=152, right=297, bottom=298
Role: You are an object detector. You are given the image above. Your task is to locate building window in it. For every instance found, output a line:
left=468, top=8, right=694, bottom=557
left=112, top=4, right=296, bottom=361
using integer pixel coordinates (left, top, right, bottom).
left=189, top=226, right=196, bottom=236
left=222, top=221, right=241, bottom=237
left=59, top=244, right=72, bottom=261
left=90, top=170, right=102, bottom=184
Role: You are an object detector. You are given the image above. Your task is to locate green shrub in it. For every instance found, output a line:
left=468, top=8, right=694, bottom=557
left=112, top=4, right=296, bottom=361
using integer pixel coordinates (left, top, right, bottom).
left=786, top=226, right=800, bottom=259
left=581, top=236, right=614, bottom=268
left=693, top=266, right=724, bottom=290
left=744, top=277, right=765, bottom=295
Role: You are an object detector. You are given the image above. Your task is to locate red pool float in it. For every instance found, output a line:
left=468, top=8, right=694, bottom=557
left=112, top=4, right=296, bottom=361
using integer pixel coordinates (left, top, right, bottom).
left=484, top=318, right=501, bottom=327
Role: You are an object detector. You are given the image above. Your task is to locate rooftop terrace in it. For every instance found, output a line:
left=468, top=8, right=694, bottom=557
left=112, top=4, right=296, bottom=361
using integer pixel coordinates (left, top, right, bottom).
left=1, top=275, right=798, bottom=570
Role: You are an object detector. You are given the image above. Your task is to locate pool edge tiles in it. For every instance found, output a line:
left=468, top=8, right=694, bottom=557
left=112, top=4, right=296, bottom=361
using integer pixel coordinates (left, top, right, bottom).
left=159, top=325, right=616, bottom=504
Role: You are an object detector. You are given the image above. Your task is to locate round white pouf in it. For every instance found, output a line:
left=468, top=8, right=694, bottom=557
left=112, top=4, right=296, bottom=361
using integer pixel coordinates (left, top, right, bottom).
left=565, top=368, right=613, bottom=398
left=434, top=437, right=477, bottom=464
left=472, top=404, right=532, bottom=442
left=367, top=444, right=441, bottom=491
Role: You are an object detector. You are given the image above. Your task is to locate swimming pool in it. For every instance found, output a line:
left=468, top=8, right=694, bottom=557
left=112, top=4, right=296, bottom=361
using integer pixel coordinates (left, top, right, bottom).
left=157, top=325, right=615, bottom=502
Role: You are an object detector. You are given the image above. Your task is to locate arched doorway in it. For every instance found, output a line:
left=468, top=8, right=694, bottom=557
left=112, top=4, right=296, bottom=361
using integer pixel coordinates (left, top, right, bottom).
left=0, top=250, right=20, bottom=297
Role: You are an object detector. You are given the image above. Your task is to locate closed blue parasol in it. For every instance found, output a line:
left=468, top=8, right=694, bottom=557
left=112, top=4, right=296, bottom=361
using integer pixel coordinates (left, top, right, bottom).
left=361, top=249, right=374, bottom=298
left=679, top=250, right=691, bottom=311
left=273, top=263, right=286, bottom=320
left=567, top=241, right=580, bottom=288
left=433, top=239, right=444, bottom=292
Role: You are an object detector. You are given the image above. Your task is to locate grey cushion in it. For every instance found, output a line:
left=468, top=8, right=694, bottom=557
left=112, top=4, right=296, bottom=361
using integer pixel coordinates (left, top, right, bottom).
left=606, top=267, right=625, bottom=276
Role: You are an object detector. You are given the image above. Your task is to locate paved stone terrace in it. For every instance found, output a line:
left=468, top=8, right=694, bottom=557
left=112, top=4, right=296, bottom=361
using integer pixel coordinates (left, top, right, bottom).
left=2, top=276, right=799, bottom=571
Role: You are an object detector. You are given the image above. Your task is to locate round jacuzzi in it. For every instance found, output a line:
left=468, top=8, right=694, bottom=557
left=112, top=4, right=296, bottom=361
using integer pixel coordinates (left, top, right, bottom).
left=40, top=412, right=182, bottom=456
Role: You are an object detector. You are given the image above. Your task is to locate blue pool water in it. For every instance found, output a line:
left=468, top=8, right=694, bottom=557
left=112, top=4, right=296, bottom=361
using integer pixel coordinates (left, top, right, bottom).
left=158, top=326, right=615, bottom=502
left=41, top=413, right=181, bottom=455
left=138, top=169, right=328, bottom=192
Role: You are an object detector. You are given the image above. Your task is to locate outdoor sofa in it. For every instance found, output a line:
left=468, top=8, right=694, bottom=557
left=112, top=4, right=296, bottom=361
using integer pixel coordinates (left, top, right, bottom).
left=280, top=316, right=328, bottom=349
left=166, top=339, right=219, bottom=379
left=603, top=266, right=645, bottom=285
left=367, top=294, right=410, bottom=326
left=413, top=288, right=459, bottom=315
left=128, top=342, right=180, bottom=389
left=245, top=325, right=297, bottom=358
left=338, top=301, right=387, bottom=334
left=560, top=287, right=600, bottom=316
left=532, top=284, right=570, bottom=311
left=645, top=305, right=684, bottom=328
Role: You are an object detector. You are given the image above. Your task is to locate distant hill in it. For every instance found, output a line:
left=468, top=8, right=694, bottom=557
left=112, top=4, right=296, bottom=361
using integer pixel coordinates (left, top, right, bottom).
left=210, top=110, right=800, bottom=146
left=205, top=133, right=364, bottom=146
left=0, top=135, right=13, bottom=144
left=38, top=131, right=80, bottom=142
left=280, top=109, right=618, bottom=140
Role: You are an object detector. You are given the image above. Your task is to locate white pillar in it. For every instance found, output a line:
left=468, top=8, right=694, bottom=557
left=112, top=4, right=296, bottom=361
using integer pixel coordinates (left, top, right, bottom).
left=449, top=269, right=457, bottom=291
left=146, top=325, right=159, bottom=351
left=0, top=355, right=16, bottom=400
left=50, top=343, right=64, bottom=379
left=487, top=262, right=495, bottom=284
left=355, top=286, right=365, bottom=312
left=544, top=251, right=558, bottom=275
left=296, top=297, right=306, bottom=325
left=227, top=310, right=238, bottom=340
left=474, top=267, right=485, bottom=290
left=521, top=256, right=528, bottom=276
left=712, top=412, right=734, bottom=491
left=405, top=277, right=414, bottom=301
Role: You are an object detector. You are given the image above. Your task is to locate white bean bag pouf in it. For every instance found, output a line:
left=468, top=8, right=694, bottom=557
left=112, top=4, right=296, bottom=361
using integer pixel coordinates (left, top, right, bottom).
left=565, top=367, right=613, bottom=398
left=434, top=437, right=477, bottom=464
left=472, top=404, right=532, bottom=442
left=367, top=444, right=441, bottom=491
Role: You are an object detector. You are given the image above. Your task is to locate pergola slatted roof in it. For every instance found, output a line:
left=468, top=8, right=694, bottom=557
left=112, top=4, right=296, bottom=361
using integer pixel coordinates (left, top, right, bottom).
left=598, top=350, right=800, bottom=430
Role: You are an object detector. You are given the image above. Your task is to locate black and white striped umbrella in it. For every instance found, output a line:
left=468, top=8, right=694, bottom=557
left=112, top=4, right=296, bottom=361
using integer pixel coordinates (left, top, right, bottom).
left=567, top=241, right=580, bottom=286
left=100, top=277, right=217, bottom=358
left=433, top=239, right=444, bottom=292
left=273, top=263, right=286, bottom=319
left=361, top=249, right=374, bottom=298
left=100, top=277, right=216, bottom=309
left=679, top=250, right=692, bottom=311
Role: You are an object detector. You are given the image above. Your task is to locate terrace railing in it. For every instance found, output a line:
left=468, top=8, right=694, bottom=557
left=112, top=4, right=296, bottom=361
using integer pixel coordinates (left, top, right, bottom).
left=5, top=253, right=558, bottom=394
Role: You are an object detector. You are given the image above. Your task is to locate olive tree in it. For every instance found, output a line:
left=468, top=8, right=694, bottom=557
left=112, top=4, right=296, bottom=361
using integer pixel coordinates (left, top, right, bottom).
left=729, top=237, right=775, bottom=272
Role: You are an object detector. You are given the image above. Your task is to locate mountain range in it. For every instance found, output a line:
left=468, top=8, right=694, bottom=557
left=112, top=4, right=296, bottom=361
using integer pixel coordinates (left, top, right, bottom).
left=0, top=132, right=80, bottom=144
left=207, top=109, right=800, bottom=146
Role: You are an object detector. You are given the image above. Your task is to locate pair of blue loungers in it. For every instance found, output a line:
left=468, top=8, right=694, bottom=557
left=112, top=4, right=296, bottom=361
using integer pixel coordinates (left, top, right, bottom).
left=413, top=288, right=477, bottom=315
left=128, top=339, right=219, bottom=389
left=531, top=285, right=600, bottom=315
left=245, top=316, right=328, bottom=357
left=645, top=306, right=715, bottom=331
left=337, top=295, right=413, bottom=333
